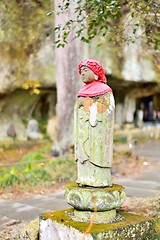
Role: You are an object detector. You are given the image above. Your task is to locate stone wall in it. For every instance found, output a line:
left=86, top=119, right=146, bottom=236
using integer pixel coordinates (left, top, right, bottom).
left=0, top=89, right=56, bottom=141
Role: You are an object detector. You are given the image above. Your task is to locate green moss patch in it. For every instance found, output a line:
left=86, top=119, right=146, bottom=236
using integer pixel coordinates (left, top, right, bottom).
left=41, top=208, right=155, bottom=239
left=66, top=182, right=124, bottom=192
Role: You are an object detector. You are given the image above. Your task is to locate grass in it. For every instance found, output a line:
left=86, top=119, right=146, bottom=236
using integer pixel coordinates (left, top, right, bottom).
left=0, top=148, right=76, bottom=190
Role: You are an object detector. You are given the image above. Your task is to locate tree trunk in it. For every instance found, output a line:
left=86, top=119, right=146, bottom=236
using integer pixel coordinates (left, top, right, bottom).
left=53, top=1, right=85, bottom=152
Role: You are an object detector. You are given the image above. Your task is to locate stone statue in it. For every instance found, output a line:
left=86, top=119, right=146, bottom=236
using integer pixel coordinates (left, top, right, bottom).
left=7, top=123, right=17, bottom=140
left=74, top=59, right=115, bottom=187
left=27, top=119, right=42, bottom=140
left=40, top=60, right=152, bottom=237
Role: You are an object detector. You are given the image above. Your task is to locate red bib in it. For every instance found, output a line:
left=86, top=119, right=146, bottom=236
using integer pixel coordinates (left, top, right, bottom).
left=77, top=81, right=112, bottom=97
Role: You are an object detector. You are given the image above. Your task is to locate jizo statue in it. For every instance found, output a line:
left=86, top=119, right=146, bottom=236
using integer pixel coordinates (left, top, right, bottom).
left=74, top=59, right=115, bottom=187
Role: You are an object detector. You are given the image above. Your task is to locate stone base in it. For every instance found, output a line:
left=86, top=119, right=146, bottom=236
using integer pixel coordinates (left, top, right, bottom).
left=39, top=208, right=155, bottom=240
left=65, top=183, right=125, bottom=212
left=74, top=209, right=116, bottom=223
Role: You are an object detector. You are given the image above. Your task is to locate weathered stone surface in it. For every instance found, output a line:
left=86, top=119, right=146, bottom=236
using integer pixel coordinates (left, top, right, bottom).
left=40, top=218, right=93, bottom=240
left=19, top=218, right=39, bottom=240
left=0, top=89, right=56, bottom=140
left=77, top=160, right=112, bottom=187
left=74, top=209, right=116, bottom=223
left=40, top=208, right=155, bottom=240
left=65, top=183, right=125, bottom=212
left=0, top=90, right=39, bottom=140
left=75, top=93, right=115, bottom=187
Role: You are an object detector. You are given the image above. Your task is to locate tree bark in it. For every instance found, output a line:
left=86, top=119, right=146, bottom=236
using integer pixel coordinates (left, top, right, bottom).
left=53, top=1, right=85, bottom=152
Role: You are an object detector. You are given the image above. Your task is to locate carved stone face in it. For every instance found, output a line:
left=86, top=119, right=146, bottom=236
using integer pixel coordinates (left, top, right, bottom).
left=80, top=66, right=98, bottom=83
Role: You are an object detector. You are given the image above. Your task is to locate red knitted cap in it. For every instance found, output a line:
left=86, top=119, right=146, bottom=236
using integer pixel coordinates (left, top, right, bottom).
left=78, top=59, right=107, bottom=83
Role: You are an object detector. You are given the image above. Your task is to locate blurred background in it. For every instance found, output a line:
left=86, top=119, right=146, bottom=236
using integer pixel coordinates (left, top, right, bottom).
left=0, top=0, right=160, bottom=191
left=0, top=1, right=159, bottom=238
left=0, top=1, right=159, bottom=144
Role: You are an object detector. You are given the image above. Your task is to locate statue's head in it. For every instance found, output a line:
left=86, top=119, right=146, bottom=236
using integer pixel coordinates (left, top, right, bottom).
left=78, top=59, right=106, bottom=84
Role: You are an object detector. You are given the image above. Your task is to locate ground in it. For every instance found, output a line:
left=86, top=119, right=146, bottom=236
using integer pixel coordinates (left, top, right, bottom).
left=0, top=139, right=155, bottom=199
left=0, top=138, right=159, bottom=239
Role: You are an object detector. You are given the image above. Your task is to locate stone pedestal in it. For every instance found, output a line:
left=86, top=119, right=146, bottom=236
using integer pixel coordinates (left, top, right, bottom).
left=39, top=182, right=155, bottom=239
left=39, top=208, right=155, bottom=240
left=65, top=183, right=125, bottom=223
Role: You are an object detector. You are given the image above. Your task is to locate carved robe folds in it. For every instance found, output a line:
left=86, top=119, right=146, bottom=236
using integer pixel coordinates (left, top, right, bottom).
left=74, top=92, right=115, bottom=187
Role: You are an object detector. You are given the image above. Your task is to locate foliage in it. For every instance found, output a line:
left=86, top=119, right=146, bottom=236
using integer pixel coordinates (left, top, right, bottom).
left=0, top=168, right=21, bottom=188
left=23, top=166, right=52, bottom=187
left=22, top=80, right=41, bottom=94
left=50, top=157, right=76, bottom=182
left=20, top=151, right=44, bottom=163
left=34, top=117, right=48, bottom=134
left=0, top=150, right=76, bottom=189
left=154, top=217, right=160, bottom=237
left=0, top=0, right=51, bottom=48
left=53, top=0, right=160, bottom=50
left=114, top=135, right=127, bottom=143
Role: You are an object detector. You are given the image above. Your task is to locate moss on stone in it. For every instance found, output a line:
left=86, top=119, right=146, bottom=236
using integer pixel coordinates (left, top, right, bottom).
left=65, top=182, right=125, bottom=212
left=41, top=208, right=155, bottom=239
left=66, top=182, right=124, bottom=192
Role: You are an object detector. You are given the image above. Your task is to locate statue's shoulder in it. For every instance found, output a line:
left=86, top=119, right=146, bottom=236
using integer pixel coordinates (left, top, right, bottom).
left=76, top=92, right=115, bottom=112
left=93, top=92, right=111, bottom=104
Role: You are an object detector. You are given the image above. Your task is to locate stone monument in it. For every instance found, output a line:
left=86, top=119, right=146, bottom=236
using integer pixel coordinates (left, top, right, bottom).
left=39, top=60, right=154, bottom=239
left=27, top=119, right=42, bottom=140
left=75, top=60, right=114, bottom=187
left=65, top=59, right=125, bottom=223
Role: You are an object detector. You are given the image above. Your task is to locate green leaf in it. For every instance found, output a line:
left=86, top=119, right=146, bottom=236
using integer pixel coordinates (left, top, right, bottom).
left=154, top=43, right=158, bottom=51
left=54, top=0, right=159, bottom=51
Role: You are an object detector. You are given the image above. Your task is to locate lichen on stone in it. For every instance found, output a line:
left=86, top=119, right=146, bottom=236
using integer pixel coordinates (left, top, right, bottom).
left=41, top=208, right=155, bottom=239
